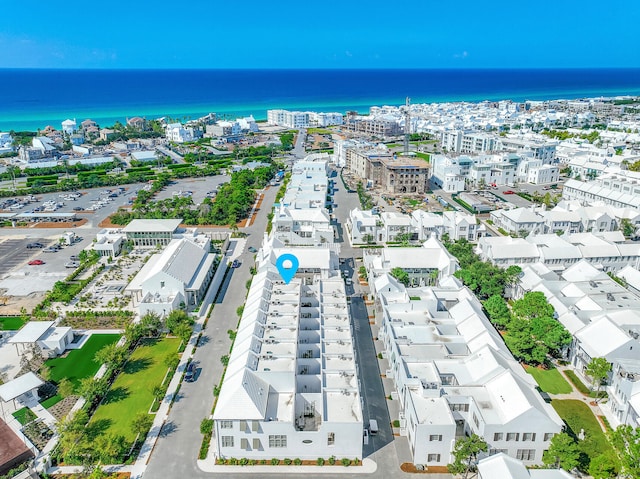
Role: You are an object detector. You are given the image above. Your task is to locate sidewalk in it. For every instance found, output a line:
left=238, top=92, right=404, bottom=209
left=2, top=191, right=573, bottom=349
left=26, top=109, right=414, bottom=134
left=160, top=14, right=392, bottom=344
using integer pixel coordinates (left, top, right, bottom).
left=548, top=364, right=608, bottom=433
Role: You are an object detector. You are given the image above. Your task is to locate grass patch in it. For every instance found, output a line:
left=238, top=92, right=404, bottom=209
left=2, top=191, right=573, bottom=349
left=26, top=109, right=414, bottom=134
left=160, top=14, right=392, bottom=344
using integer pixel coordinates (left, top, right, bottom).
left=564, top=370, right=591, bottom=395
left=525, top=365, right=572, bottom=394
left=45, top=334, right=121, bottom=391
left=414, top=152, right=430, bottom=162
left=41, top=394, right=63, bottom=409
left=90, top=337, right=180, bottom=442
left=551, top=399, right=614, bottom=462
left=12, top=407, right=37, bottom=425
left=0, top=316, right=26, bottom=330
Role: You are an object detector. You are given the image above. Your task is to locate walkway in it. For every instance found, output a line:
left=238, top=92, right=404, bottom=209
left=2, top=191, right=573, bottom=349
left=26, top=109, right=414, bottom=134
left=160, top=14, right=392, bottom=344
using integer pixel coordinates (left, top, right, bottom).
left=546, top=363, right=608, bottom=433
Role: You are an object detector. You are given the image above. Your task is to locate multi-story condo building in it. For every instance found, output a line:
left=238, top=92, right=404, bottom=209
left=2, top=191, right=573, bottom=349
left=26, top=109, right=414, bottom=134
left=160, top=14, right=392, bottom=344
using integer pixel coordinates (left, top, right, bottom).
left=375, top=277, right=563, bottom=468
left=267, top=110, right=343, bottom=128
left=562, top=173, right=640, bottom=209
left=606, top=360, right=640, bottom=429
left=345, top=146, right=429, bottom=194
left=344, top=112, right=402, bottom=137
left=212, top=242, right=363, bottom=461
left=477, top=231, right=640, bottom=272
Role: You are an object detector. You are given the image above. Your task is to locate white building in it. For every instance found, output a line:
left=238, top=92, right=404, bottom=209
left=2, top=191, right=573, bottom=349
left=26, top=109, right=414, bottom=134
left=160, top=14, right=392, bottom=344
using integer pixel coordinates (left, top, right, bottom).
left=126, top=238, right=217, bottom=315
left=165, top=123, right=196, bottom=143
left=527, top=164, right=559, bottom=185
left=562, top=174, right=640, bottom=209
left=90, top=229, right=125, bottom=257
left=347, top=208, right=379, bottom=245
left=430, top=155, right=467, bottom=193
left=364, top=236, right=459, bottom=290
left=605, top=360, right=640, bottom=429
left=271, top=205, right=333, bottom=246
left=478, top=453, right=574, bottom=479
left=0, top=132, right=13, bottom=154
left=376, top=278, right=563, bottom=468
left=267, top=110, right=343, bottom=129
left=477, top=232, right=640, bottom=272
left=61, top=118, right=77, bottom=136
left=212, top=244, right=363, bottom=461
left=9, top=321, right=74, bottom=357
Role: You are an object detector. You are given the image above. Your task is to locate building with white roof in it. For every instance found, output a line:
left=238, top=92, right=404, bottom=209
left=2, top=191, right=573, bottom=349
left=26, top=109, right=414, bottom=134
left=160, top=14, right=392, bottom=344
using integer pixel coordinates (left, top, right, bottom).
left=8, top=321, right=73, bottom=357
left=347, top=208, right=379, bottom=245
left=61, top=118, right=77, bottom=136
left=562, top=175, right=640, bottom=209
left=0, top=372, right=44, bottom=405
left=477, top=232, right=640, bottom=272
left=605, top=359, right=640, bottom=429
left=478, top=453, right=574, bottom=479
left=378, top=211, right=414, bottom=243
left=271, top=156, right=334, bottom=246
left=165, top=122, right=197, bottom=143
left=364, top=236, right=459, bottom=290
left=376, top=277, right=563, bottom=468
left=212, top=242, right=362, bottom=460
left=121, top=218, right=183, bottom=247
left=126, top=237, right=217, bottom=315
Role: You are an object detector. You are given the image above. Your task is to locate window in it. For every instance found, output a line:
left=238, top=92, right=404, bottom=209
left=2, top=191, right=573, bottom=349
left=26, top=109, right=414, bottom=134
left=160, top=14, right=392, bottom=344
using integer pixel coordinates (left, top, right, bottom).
left=544, top=433, right=554, bottom=442
left=239, top=420, right=248, bottom=431
left=252, top=421, right=259, bottom=432
left=450, top=403, right=469, bottom=412
left=489, top=448, right=508, bottom=456
left=221, top=436, right=234, bottom=448
left=472, top=412, right=479, bottom=428
left=516, top=449, right=536, bottom=461
left=219, top=420, right=233, bottom=429
left=494, top=432, right=503, bottom=441
left=523, top=433, right=536, bottom=441
left=160, top=281, right=165, bottom=288
left=269, top=435, right=287, bottom=448
left=506, top=433, right=519, bottom=441
left=429, top=435, right=443, bottom=442
left=427, top=454, right=441, bottom=462
left=241, top=438, right=249, bottom=450
left=327, top=432, right=335, bottom=446
left=253, top=438, right=261, bottom=449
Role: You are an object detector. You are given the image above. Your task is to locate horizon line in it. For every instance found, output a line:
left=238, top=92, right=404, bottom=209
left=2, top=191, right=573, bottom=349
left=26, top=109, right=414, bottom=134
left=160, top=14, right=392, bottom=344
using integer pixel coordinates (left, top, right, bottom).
left=2, top=66, right=640, bottom=71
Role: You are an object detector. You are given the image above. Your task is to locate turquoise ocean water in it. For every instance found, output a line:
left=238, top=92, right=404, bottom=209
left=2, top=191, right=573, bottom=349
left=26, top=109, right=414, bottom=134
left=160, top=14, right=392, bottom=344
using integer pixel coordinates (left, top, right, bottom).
left=1, top=69, right=639, bottom=131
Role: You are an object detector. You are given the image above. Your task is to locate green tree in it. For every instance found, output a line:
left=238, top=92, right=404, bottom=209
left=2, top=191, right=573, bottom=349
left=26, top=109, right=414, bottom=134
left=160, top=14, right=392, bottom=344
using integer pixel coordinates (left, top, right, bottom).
left=57, top=410, right=90, bottom=462
left=200, top=418, right=214, bottom=436
left=390, top=267, right=410, bottom=286
left=130, top=412, right=154, bottom=438
left=611, top=425, right=640, bottom=478
left=620, top=218, right=636, bottom=238
left=511, top=291, right=554, bottom=320
left=542, top=432, right=580, bottom=471
left=482, top=294, right=512, bottom=330
left=95, top=343, right=128, bottom=370
left=95, top=433, right=127, bottom=463
left=165, top=309, right=193, bottom=334
left=447, top=434, right=488, bottom=479
left=79, top=376, right=109, bottom=406
left=585, top=357, right=611, bottom=403
left=588, top=452, right=619, bottom=479
left=58, top=377, right=75, bottom=398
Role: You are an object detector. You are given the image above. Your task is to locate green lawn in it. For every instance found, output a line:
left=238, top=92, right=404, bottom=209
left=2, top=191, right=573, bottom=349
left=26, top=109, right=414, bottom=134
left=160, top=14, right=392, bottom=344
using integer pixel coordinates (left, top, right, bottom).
left=0, top=316, right=26, bottom=330
left=525, top=365, right=572, bottom=394
left=551, top=399, right=614, bottom=460
left=90, top=337, right=180, bottom=441
left=12, top=407, right=37, bottom=425
left=45, top=334, right=120, bottom=390
left=414, top=152, right=430, bottom=162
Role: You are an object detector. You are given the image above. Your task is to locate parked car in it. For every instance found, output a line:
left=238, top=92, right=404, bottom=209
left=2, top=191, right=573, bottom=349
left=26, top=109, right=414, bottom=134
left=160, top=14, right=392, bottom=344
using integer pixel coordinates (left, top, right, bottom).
left=26, top=242, right=44, bottom=249
left=28, top=259, right=44, bottom=265
left=231, top=259, right=240, bottom=268
left=69, top=255, right=79, bottom=261
left=73, top=206, right=83, bottom=211
left=502, top=190, right=515, bottom=195
left=248, top=246, right=257, bottom=253
left=43, top=247, right=58, bottom=253
left=65, top=261, right=80, bottom=268
left=185, top=362, right=196, bottom=382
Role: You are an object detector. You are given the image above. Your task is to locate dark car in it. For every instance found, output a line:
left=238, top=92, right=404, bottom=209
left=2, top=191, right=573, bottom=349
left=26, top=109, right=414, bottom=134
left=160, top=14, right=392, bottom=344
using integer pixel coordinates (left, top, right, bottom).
left=231, top=259, right=240, bottom=268
left=73, top=206, right=83, bottom=211
left=26, top=242, right=44, bottom=249
left=185, top=362, right=196, bottom=382
left=248, top=246, right=257, bottom=253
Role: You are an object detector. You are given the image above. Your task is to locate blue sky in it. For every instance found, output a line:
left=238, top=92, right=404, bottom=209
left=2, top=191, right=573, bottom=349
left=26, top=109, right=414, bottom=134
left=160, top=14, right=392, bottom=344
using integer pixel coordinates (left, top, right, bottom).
left=1, top=0, right=639, bottom=69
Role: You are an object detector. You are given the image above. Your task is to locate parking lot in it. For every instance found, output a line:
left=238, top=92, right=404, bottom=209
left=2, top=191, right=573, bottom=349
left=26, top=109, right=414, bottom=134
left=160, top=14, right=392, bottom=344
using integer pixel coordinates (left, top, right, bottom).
left=0, top=237, right=55, bottom=276
left=153, top=176, right=230, bottom=205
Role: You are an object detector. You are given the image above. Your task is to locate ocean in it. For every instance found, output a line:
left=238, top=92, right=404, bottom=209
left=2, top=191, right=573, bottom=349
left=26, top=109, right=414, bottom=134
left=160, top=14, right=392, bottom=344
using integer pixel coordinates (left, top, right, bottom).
left=1, top=68, right=640, bottom=132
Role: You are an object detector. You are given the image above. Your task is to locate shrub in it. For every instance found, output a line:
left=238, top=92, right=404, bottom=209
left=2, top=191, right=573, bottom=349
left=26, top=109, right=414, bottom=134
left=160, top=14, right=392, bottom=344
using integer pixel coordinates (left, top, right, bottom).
left=220, top=355, right=230, bottom=366
left=283, top=458, right=292, bottom=465
left=317, top=457, right=325, bottom=466
left=239, top=458, right=248, bottom=466
left=328, top=456, right=336, bottom=465
left=293, top=458, right=302, bottom=465
left=229, top=457, right=238, bottom=465
left=341, top=458, right=351, bottom=467
left=392, top=420, right=401, bottom=427
left=200, top=418, right=213, bottom=435
left=271, top=458, right=280, bottom=465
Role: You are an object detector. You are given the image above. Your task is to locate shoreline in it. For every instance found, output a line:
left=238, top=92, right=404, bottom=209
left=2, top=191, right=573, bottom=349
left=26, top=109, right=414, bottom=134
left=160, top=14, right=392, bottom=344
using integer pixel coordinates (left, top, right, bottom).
left=1, top=67, right=640, bottom=131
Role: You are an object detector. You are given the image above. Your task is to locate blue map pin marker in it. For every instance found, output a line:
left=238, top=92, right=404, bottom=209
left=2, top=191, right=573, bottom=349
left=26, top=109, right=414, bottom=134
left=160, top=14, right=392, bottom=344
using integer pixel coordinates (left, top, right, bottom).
left=276, top=253, right=299, bottom=284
